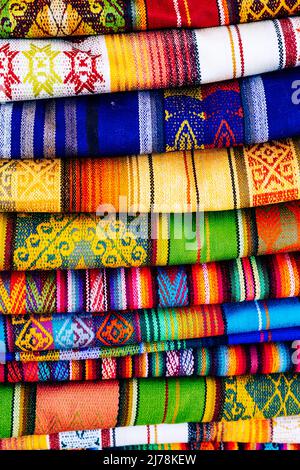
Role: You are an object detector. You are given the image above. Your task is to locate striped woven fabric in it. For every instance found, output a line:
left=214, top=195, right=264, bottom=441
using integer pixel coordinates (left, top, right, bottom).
left=0, top=17, right=300, bottom=102
left=0, top=374, right=299, bottom=438
left=1, top=298, right=300, bottom=353
left=2, top=0, right=299, bottom=38
left=1, top=342, right=299, bottom=383
left=0, top=252, right=298, bottom=315
left=117, top=442, right=300, bottom=450
left=10, top=328, right=300, bottom=364
left=1, top=68, right=300, bottom=159
left=0, top=202, right=299, bottom=270
left=1, top=138, right=300, bottom=213
left=2, top=438, right=300, bottom=451
left=1, top=416, right=300, bottom=450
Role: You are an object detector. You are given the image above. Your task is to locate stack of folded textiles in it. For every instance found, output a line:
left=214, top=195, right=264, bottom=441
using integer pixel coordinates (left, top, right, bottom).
left=1, top=0, right=300, bottom=453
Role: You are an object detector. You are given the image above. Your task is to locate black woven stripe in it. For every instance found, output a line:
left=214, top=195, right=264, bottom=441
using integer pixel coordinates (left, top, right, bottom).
left=25, top=384, right=37, bottom=436
left=227, top=149, right=237, bottom=210
left=87, top=100, right=100, bottom=156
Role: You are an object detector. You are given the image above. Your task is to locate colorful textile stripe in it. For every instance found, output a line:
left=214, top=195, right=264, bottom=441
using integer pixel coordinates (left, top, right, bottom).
left=117, top=442, right=300, bottom=450
left=0, top=202, right=300, bottom=270
left=0, top=342, right=299, bottom=382
left=0, top=298, right=300, bottom=353
left=0, top=138, right=300, bottom=212
left=0, top=17, right=300, bottom=102
left=1, top=0, right=300, bottom=38
left=2, top=68, right=300, bottom=159
left=1, top=416, right=300, bottom=449
left=166, top=68, right=300, bottom=152
left=10, top=328, right=300, bottom=364
left=0, top=374, right=300, bottom=438
left=2, top=437, right=300, bottom=451
left=0, top=252, right=299, bottom=315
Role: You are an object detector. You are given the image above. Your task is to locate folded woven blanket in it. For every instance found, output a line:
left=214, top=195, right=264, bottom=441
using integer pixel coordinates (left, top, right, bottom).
left=10, top=328, right=300, bottom=363
left=1, top=17, right=300, bottom=102
left=1, top=138, right=299, bottom=212
left=1, top=67, right=300, bottom=159
left=1, top=298, right=299, bottom=353
left=0, top=202, right=299, bottom=270
left=2, top=0, right=299, bottom=38
left=0, top=374, right=299, bottom=438
left=1, top=342, right=299, bottom=382
left=2, top=416, right=299, bottom=449
left=0, top=252, right=297, bottom=315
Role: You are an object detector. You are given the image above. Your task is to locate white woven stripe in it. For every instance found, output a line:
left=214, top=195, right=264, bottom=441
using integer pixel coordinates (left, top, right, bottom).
left=21, top=100, right=36, bottom=157
left=285, top=253, right=296, bottom=297
left=128, top=379, right=138, bottom=426
left=243, top=75, right=269, bottom=143
left=250, top=256, right=261, bottom=301
left=273, top=416, right=300, bottom=443
left=254, top=300, right=263, bottom=331
left=12, top=385, right=22, bottom=438
left=138, top=91, right=153, bottom=155
left=172, top=0, right=182, bottom=27
left=43, top=99, right=56, bottom=158
left=217, top=0, right=226, bottom=25
left=0, top=103, right=12, bottom=158
left=64, top=98, right=78, bottom=156
left=237, top=258, right=246, bottom=302
left=59, top=429, right=103, bottom=450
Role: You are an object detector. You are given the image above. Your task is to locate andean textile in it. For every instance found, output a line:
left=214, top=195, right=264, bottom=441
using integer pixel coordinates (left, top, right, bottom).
left=114, top=442, right=300, bottom=450
left=2, top=416, right=300, bottom=450
left=7, top=327, right=300, bottom=363
left=0, top=252, right=297, bottom=315
left=0, top=17, right=300, bottom=102
left=0, top=202, right=299, bottom=270
left=0, top=297, right=299, bottom=353
left=1, top=68, right=300, bottom=159
left=0, top=138, right=300, bottom=213
left=1, top=0, right=299, bottom=38
left=0, top=373, right=299, bottom=438
left=0, top=341, right=299, bottom=382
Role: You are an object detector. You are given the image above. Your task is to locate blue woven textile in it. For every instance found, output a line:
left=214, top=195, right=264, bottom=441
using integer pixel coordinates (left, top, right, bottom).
left=1, top=297, right=300, bottom=355
left=0, top=68, right=299, bottom=159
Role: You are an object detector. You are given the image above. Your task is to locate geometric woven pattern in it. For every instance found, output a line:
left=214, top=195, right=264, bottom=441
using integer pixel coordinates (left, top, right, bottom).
left=0, top=139, right=299, bottom=212
left=0, top=341, right=298, bottom=383
left=1, top=297, right=300, bottom=352
left=0, top=17, right=300, bottom=101
left=0, top=252, right=298, bottom=314
left=0, top=202, right=300, bottom=270
left=1, top=0, right=299, bottom=38
left=1, top=68, right=300, bottom=160
left=3, top=416, right=300, bottom=449
left=0, top=374, right=300, bottom=438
